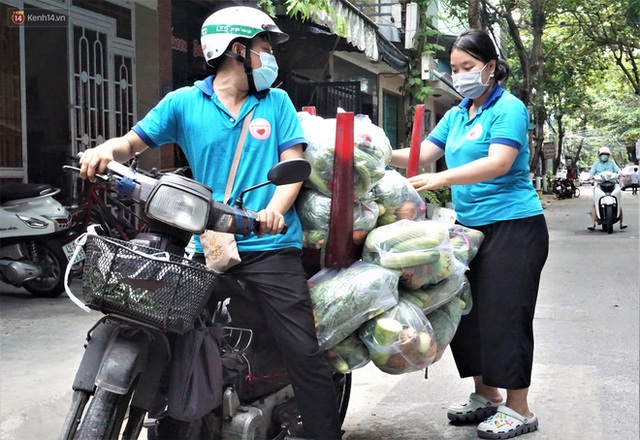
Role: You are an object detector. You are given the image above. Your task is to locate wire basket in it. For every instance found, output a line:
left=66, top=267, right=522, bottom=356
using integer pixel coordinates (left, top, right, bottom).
left=82, top=235, right=217, bottom=334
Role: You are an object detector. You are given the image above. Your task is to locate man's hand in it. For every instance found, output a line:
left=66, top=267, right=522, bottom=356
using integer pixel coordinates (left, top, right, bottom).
left=256, top=209, right=285, bottom=236
left=79, top=148, right=114, bottom=182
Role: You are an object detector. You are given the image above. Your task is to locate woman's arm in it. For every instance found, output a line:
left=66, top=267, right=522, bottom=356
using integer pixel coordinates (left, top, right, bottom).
left=390, top=139, right=444, bottom=169
left=407, top=143, right=518, bottom=193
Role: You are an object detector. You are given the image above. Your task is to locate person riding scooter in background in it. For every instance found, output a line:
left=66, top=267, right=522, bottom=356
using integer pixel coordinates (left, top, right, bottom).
left=588, top=146, right=627, bottom=230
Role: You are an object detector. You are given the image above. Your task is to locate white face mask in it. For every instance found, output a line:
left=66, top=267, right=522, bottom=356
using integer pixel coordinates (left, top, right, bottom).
left=452, top=63, right=491, bottom=99
left=250, top=49, right=278, bottom=91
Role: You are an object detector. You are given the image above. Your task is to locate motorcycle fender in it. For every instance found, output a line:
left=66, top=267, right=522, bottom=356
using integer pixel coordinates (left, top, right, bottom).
left=72, top=321, right=119, bottom=393
left=95, top=327, right=152, bottom=395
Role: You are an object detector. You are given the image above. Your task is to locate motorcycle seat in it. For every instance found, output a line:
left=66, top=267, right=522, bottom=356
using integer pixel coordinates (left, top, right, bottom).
left=0, top=183, right=55, bottom=204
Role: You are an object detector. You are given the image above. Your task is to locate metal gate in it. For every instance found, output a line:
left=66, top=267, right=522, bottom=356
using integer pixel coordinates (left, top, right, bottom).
left=287, top=73, right=361, bottom=118
left=68, top=10, right=135, bottom=155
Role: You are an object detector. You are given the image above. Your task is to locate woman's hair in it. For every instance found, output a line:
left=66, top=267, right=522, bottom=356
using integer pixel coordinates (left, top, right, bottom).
left=450, top=29, right=510, bottom=82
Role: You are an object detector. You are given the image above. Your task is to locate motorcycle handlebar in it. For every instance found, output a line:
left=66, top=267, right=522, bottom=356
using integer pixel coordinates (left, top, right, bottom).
left=73, top=152, right=288, bottom=236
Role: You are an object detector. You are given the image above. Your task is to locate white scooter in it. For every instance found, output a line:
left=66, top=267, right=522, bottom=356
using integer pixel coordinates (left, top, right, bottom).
left=592, top=172, right=622, bottom=234
left=0, top=183, right=78, bottom=297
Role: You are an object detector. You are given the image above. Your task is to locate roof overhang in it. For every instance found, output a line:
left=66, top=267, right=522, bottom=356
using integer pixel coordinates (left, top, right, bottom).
left=310, top=0, right=409, bottom=75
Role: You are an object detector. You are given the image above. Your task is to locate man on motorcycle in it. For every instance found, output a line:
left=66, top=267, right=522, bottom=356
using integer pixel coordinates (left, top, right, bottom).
left=587, top=146, right=627, bottom=230
left=79, top=6, right=342, bottom=439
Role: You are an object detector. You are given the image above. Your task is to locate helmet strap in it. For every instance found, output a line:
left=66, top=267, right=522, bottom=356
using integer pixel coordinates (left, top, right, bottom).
left=223, top=48, right=258, bottom=94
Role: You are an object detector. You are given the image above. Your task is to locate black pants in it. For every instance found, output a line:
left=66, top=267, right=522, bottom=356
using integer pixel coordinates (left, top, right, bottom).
left=450, top=215, right=549, bottom=390
left=197, top=248, right=342, bottom=440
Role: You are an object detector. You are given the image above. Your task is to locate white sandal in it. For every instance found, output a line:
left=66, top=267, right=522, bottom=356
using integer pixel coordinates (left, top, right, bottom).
left=477, top=405, right=538, bottom=439
left=447, top=393, right=504, bottom=423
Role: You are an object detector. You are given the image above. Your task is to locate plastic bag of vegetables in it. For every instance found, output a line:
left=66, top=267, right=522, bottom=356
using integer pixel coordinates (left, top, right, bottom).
left=449, top=225, right=485, bottom=266
left=309, top=260, right=399, bottom=350
left=400, top=259, right=467, bottom=314
left=359, top=297, right=437, bottom=375
left=324, top=332, right=370, bottom=374
left=362, top=219, right=456, bottom=289
left=296, top=188, right=379, bottom=248
left=372, top=170, right=426, bottom=226
left=298, top=112, right=387, bottom=199
left=354, top=113, right=393, bottom=165
left=426, top=296, right=466, bottom=363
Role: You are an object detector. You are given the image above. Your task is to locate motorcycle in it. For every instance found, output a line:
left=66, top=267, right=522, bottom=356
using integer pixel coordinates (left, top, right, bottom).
left=59, top=156, right=350, bottom=440
left=592, top=172, right=622, bottom=234
left=552, top=177, right=580, bottom=199
left=0, top=182, right=79, bottom=297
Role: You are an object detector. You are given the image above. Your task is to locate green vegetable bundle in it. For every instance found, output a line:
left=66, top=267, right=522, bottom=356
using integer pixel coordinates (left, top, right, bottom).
left=359, top=297, right=437, bottom=375
left=309, top=261, right=399, bottom=350
left=372, top=170, right=427, bottom=226
left=401, top=260, right=466, bottom=314
left=363, top=219, right=456, bottom=289
left=296, top=188, right=379, bottom=249
left=299, top=112, right=389, bottom=199
left=324, top=332, right=370, bottom=374
left=426, top=296, right=466, bottom=363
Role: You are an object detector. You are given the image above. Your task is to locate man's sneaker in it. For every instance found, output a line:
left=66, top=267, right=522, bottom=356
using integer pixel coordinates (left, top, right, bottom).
left=587, top=224, right=596, bottom=231
left=620, top=223, right=628, bottom=230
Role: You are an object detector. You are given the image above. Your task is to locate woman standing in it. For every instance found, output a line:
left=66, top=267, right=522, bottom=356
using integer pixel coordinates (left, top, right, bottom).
left=391, top=29, right=548, bottom=439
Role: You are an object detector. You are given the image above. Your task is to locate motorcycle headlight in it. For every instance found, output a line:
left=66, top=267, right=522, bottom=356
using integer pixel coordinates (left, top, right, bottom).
left=145, top=174, right=211, bottom=234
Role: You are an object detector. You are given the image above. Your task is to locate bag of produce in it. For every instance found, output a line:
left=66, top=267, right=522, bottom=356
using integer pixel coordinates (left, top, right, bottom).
left=426, top=296, right=466, bottom=363
left=363, top=219, right=456, bottom=289
left=359, top=297, right=437, bottom=375
left=296, top=188, right=379, bottom=248
left=458, top=277, right=472, bottom=315
left=449, top=225, right=485, bottom=266
left=298, top=112, right=388, bottom=199
left=324, top=332, right=370, bottom=374
left=401, top=259, right=467, bottom=314
left=309, top=260, right=399, bottom=350
left=372, top=170, right=426, bottom=226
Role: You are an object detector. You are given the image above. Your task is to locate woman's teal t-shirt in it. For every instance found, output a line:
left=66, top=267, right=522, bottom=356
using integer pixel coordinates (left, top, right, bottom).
left=426, top=85, right=543, bottom=227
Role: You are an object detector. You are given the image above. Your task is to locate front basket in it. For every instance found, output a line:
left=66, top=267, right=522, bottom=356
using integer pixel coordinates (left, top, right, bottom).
left=82, top=235, right=217, bottom=334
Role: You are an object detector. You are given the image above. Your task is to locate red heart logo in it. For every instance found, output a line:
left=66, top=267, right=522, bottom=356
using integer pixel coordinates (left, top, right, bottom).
left=257, top=129, right=265, bottom=135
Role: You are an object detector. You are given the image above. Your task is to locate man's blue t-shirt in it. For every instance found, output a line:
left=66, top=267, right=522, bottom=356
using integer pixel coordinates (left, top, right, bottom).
left=426, top=85, right=542, bottom=227
left=132, top=76, right=306, bottom=253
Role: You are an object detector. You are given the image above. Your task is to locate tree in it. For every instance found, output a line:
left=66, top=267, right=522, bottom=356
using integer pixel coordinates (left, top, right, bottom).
left=564, top=0, right=640, bottom=95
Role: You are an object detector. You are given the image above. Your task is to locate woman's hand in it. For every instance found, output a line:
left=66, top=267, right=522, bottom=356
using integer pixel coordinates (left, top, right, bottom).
left=408, top=172, right=448, bottom=193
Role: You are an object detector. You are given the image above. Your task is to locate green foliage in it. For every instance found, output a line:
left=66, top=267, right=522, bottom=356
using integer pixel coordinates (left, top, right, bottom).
left=258, top=0, right=347, bottom=36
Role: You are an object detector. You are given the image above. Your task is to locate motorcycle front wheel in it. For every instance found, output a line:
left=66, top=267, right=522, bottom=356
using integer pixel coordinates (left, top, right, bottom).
left=71, top=386, right=145, bottom=440
left=605, top=205, right=614, bottom=234
left=23, top=241, right=67, bottom=298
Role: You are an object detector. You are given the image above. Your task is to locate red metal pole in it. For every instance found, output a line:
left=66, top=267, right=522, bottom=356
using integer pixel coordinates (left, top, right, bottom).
left=407, top=104, right=425, bottom=178
left=325, top=112, right=355, bottom=268
left=302, top=106, right=317, bottom=116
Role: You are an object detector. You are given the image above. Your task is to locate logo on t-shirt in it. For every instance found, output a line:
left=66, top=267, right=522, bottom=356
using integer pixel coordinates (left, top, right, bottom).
left=467, top=123, right=484, bottom=140
left=249, top=118, right=272, bottom=140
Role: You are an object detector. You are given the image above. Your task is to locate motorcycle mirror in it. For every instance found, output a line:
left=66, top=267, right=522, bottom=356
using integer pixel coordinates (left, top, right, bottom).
left=266, top=159, right=311, bottom=185
left=233, top=159, right=311, bottom=208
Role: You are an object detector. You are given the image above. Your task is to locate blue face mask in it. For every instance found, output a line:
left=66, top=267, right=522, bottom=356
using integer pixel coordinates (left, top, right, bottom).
left=250, top=49, right=278, bottom=91
left=600, top=155, right=609, bottom=162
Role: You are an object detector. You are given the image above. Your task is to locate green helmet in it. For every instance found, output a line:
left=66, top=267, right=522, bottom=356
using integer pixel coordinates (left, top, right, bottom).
left=200, top=6, right=288, bottom=66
